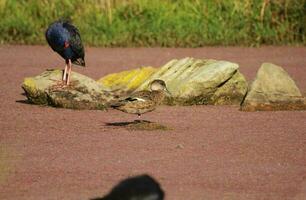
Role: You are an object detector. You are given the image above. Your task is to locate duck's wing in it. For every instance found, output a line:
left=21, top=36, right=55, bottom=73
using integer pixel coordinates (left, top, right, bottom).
left=131, top=91, right=154, bottom=100
left=124, top=91, right=153, bottom=102
left=63, top=21, right=85, bottom=66
left=111, top=93, right=156, bottom=115
left=111, top=91, right=153, bottom=107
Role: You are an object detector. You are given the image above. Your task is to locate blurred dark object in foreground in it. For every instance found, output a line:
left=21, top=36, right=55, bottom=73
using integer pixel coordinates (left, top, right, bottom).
left=91, top=174, right=164, bottom=200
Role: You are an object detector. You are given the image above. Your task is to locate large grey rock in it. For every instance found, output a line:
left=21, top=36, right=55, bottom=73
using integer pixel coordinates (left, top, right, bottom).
left=241, top=63, right=306, bottom=111
left=23, top=57, right=249, bottom=109
left=135, top=57, right=248, bottom=105
left=22, top=69, right=112, bottom=109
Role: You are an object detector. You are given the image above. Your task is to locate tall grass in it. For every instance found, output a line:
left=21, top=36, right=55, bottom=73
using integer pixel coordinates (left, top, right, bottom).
left=0, top=0, right=305, bottom=46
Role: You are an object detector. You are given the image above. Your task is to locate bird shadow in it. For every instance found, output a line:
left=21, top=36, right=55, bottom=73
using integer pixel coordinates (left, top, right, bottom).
left=105, top=120, right=151, bottom=126
left=104, top=120, right=171, bottom=131
left=15, top=99, right=33, bottom=105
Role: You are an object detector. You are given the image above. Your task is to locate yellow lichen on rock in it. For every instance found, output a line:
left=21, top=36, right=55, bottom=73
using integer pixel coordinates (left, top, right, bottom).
left=23, top=77, right=37, bottom=92
left=98, top=66, right=157, bottom=91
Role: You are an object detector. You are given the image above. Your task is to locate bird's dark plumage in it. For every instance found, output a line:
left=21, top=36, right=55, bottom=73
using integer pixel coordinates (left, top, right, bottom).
left=91, top=174, right=165, bottom=200
left=45, top=20, right=85, bottom=66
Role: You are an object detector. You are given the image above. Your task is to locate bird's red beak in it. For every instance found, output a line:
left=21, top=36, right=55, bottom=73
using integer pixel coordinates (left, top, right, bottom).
left=64, top=41, right=70, bottom=49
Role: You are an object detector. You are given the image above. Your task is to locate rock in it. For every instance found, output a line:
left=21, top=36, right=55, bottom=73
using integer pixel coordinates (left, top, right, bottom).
left=211, top=71, right=248, bottom=105
left=23, top=57, right=249, bottom=109
left=135, top=57, right=248, bottom=105
left=241, top=63, right=306, bottom=111
left=22, top=69, right=112, bottom=110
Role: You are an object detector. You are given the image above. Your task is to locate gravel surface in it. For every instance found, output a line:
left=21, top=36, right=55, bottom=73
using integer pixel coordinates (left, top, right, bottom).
left=0, top=45, right=306, bottom=200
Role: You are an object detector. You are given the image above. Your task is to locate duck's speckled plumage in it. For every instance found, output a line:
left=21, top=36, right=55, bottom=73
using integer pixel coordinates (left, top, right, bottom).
left=111, top=80, right=169, bottom=116
left=45, top=20, right=85, bottom=66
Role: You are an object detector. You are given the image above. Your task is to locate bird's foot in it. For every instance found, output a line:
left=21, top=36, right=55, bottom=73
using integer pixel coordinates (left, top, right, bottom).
left=49, top=80, right=68, bottom=91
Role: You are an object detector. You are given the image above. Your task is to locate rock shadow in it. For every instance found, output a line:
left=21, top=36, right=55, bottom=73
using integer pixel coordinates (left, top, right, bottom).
left=16, top=93, right=34, bottom=105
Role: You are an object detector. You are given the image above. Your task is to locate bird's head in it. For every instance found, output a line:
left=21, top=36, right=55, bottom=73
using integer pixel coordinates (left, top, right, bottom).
left=150, top=79, right=171, bottom=96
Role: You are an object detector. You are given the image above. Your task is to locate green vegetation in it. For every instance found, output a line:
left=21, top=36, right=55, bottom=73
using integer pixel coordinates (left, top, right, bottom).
left=0, top=0, right=305, bottom=47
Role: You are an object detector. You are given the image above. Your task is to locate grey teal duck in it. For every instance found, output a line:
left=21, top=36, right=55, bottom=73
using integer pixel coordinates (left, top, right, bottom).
left=111, top=80, right=171, bottom=117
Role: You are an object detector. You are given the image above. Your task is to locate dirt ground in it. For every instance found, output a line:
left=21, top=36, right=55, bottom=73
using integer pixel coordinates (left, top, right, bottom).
left=0, top=45, right=306, bottom=200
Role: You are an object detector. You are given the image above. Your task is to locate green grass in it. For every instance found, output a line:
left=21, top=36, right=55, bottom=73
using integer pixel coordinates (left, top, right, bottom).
left=0, top=0, right=305, bottom=47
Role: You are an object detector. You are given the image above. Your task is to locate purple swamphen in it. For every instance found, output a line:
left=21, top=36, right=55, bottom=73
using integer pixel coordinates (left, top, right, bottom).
left=45, top=20, right=85, bottom=85
left=91, top=174, right=165, bottom=200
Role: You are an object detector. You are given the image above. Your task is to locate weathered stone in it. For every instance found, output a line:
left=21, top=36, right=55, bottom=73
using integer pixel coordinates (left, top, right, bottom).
left=23, top=57, right=250, bottom=109
left=211, top=71, right=248, bottom=105
left=241, top=63, right=306, bottom=111
left=135, top=57, right=248, bottom=105
left=22, top=69, right=112, bottom=110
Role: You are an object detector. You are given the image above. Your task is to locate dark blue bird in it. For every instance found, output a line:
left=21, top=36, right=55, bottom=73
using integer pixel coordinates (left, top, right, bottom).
left=45, top=20, right=85, bottom=85
left=91, top=174, right=165, bottom=200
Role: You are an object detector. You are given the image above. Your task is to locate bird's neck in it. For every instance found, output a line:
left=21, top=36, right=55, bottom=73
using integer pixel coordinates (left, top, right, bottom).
left=151, top=90, right=165, bottom=104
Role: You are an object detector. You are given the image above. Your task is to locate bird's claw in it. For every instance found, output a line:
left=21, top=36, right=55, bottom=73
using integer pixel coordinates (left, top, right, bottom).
left=49, top=80, right=69, bottom=91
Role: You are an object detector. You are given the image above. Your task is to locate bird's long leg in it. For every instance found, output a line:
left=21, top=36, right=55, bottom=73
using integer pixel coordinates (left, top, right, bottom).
left=67, top=59, right=72, bottom=85
left=63, top=63, right=68, bottom=81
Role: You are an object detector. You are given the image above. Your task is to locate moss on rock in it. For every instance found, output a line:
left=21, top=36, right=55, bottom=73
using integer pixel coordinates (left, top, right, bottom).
left=98, top=66, right=157, bottom=92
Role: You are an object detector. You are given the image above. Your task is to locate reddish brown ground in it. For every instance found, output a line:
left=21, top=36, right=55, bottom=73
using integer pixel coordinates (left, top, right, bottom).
left=0, top=46, right=306, bottom=200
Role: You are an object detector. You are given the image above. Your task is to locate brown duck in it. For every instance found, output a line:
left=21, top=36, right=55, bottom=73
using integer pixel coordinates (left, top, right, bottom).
left=111, top=80, right=171, bottom=117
